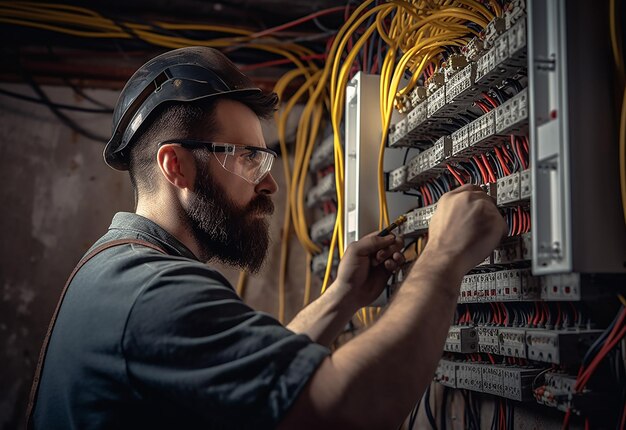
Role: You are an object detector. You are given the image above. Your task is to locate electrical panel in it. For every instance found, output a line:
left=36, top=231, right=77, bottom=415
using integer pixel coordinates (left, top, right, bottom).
left=343, top=0, right=626, bottom=426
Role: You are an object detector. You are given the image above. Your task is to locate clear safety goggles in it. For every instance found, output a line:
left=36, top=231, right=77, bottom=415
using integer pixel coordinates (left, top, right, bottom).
left=160, top=139, right=277, bottom=184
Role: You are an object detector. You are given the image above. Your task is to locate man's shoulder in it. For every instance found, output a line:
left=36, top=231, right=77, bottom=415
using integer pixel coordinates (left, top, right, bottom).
left=77, top=232, right=235, bottom=295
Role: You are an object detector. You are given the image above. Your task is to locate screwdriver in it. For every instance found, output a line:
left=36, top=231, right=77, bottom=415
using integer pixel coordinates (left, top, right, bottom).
left=377, top=214, right=407, bottom=237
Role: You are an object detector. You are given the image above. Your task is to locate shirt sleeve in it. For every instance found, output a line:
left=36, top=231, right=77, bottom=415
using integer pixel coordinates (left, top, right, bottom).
left=122, top=258, right=330, bottom=429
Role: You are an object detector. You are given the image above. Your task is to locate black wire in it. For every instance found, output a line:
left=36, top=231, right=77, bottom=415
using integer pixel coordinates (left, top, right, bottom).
left=490, top=399, right=498, bottom=430
left=582, top=306, right=623, bottom=367
left=440, top=387, right=449, bottom=430
left=408, top=396, right=422, bottom=430
left=21, top=72, right=109, bottom=143
left=0, top=87, right=113, bottom=114
left=424, top=384, right=438, bottom=430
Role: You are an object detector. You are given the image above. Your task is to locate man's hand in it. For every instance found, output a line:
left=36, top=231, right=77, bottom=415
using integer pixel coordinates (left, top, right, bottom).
left=333, top=232, right=405, bottom=311
left=422, top=184, right=508, bottom=282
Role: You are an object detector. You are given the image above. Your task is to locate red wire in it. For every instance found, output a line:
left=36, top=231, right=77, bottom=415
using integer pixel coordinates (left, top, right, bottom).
left=620, top=398, right=626, bottom=430
left=473, top=155, right=488, bottom=183
left=474, top=100, right=491, bottom=113
left=421, top=185, right=432, bottom=206
left=556, top=302, right=562, bottom=327
left=577, top=313, right=626, bottom=391
left=577, top=326, right=626, bottom=391
left=511, top=209, right=518, bottom=236
left=447, top=164, right=465, bottom=185
left=481, top=154, right=497, bottom=182
left=482, top=92, right=499, bottom=108
left=499, top=402, right=506, bottom=430
left=522, top=136, right=529, bottom=153
left=585, top=418, right=590, bottom=430
left=562, top=408, right=571, bottom=430
left=490, top=303, right=499, bottom=324
left=488, top=353, right=496, bottom=364
left=494, top=146, right=512, bottom=176
left=250, top=6, right=347, bottom=38
left=512, top=136, right=528, bottom=170
left=533, top=302, right=541, bottom=326
left=502, top=303, right=509, bottom=325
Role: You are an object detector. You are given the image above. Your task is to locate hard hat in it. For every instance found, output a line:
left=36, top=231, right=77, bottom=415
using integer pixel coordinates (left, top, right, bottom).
left=104, top=46, right=270, bottom=170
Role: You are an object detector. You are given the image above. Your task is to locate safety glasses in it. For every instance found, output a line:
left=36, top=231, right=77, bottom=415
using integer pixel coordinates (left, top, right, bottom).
left=160, top=139, right=277, bottom=185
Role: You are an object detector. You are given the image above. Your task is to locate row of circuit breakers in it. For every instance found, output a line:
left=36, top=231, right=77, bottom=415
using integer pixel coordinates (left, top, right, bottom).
left=305, top=0, right=625, bottom=418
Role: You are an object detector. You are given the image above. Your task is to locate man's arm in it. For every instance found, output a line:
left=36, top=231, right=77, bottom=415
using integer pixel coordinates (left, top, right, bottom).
left=279, top=185, right=507, bottom=429
left=287, top=235, right=404, bottom=347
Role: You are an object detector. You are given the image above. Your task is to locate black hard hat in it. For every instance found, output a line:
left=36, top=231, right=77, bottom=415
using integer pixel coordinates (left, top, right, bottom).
left=104, top=46, right=267, bottom=171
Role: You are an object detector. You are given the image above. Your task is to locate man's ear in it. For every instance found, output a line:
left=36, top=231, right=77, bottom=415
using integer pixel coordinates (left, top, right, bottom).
left=156, top=144, right=195, bottom=190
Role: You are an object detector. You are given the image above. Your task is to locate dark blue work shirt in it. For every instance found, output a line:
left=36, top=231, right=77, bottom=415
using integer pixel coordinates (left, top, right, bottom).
left=33, top=212, right=329, bottom=429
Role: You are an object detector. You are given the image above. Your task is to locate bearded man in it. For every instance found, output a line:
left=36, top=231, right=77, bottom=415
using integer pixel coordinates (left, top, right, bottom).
left=29, top=47, right=505, bottom=429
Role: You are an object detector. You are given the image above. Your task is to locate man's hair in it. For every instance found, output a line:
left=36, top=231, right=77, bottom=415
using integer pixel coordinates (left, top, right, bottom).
left=127, top=92, right=278, bottom=200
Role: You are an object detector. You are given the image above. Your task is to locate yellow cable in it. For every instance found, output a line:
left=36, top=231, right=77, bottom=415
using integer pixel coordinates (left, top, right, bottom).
left=619, top=85, right=626, bottom=223
left=236, top=270, right=247, bottom=297
left=303, top=252, right=312, bottom=307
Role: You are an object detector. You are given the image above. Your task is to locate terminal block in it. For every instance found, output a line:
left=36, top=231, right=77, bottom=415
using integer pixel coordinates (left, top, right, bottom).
left=406, top=101, right=431, bottom=142
left=507, top=18, right=527, bottom=66
left=520, top=169, right=531, bottom=199
left=310, top=213, right=336, bottom=244
left=505, top=0, right=526, bottom=29
left=388, top=118, right=408, bottom=147
left=497, top=172, right=521, bottom=206
left=409, top=86, right=427, bottom=108
left=388, top=165, right=409, bottom=192
left=462, top=37, right=485, bottom=62
left=468, top=110, right=506, bottom=149
left=457, top=362, right=483, bottom=392
left=493, top=237, right=524, bottom=264
left=427, top=85, right=447, bottom=119
left=446, top=63, right=480, bottom=105
left=445, top=326, right=478, bottom=353
left=435, top=359, right=458, bottom=388
left=477, top=326, right=500, bottom=354
left=526, top=329, right=603, bottom=365
left=495, top=88, right=528, bottom=135
left=483, top=17, right=506, bottom=48
left=499, top=327, right=527, bottom=358
left=310, top=134, right=335, bottom=171
left=476, top=19, right=526, bottom=86
left=306, top=173, right=336, bottom=208
left=311, top=248, right=338, bottom=277
left=405, top=137, right=451, bottom=184
left=496, top=269, right=539, bottom=301
left=450, top=124, right=470, bottom=158
left=403, top=204, right=437, bottom=236
left=540, top=273, right=584, bottom=301
left=482, top=365, right=504, bottom=397
left=460, top=268, right=538, bottom=303
left=458, top=275, right=476, bottom=303
left=502, top=366, right=541, bottom=401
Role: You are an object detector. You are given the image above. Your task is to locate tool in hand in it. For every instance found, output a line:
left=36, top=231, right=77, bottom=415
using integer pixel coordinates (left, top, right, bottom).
left=377, top=215, right=407, bottom=237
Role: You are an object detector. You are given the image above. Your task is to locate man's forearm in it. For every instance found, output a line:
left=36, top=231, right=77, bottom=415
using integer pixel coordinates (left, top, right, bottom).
left=280, top=249, right=463, bottom=429
left=286, top=282, right=357, bottom=347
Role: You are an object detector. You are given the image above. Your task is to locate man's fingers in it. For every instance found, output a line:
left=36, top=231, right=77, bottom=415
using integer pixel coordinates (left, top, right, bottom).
left=352, top=231, right=397, bottom=256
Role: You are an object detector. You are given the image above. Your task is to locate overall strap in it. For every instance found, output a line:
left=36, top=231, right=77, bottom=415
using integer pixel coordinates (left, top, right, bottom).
left=26, top=239, right=166, bottom=429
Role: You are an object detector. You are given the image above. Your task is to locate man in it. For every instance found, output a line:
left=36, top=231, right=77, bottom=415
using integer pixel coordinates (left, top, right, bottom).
left=29, top=47, right=506, bottom=429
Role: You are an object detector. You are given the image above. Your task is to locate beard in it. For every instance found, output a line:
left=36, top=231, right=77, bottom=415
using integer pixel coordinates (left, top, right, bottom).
left=184, top=158, right=274, bottom=273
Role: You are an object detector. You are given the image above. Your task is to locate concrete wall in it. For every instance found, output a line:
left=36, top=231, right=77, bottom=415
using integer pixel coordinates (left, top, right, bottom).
left=0, top=85, right=312, bottom=429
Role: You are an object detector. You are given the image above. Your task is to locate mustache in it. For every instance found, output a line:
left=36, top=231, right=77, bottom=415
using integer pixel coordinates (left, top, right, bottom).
left=247, top=195, right=274, bottom=215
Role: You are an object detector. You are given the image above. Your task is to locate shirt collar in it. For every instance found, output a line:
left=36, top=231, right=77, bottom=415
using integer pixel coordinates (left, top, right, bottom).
left=108, top=212, right=199, bottom=261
